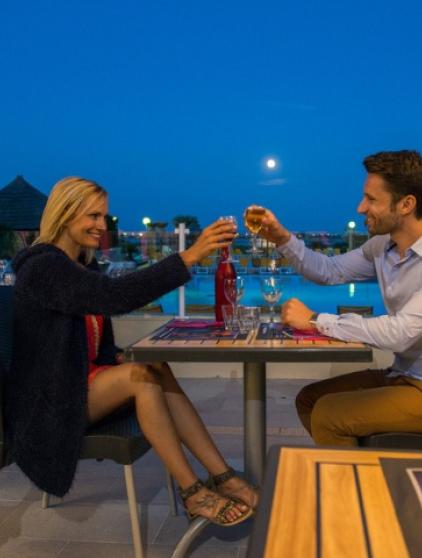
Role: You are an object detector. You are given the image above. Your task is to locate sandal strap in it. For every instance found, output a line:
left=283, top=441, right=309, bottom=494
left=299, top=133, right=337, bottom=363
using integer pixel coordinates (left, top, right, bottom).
left=215, top=499, right=236, bottom=524
left=212, top=467, right=236, bottom=487
left=216, top=477, right=259, bottom=511
left=178, top=479, right=204, bottom=501
left=187, top=492, right=220, bottom=516
left=188, top=492, right=245, bottom=525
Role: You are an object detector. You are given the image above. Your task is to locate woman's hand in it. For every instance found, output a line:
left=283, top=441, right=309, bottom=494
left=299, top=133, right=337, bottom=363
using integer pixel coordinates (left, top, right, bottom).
left=282, top=298, right=316, bottom=330
left=180, top=219, right=237, bottom=267
left=259, top=208, right=291, bottom=247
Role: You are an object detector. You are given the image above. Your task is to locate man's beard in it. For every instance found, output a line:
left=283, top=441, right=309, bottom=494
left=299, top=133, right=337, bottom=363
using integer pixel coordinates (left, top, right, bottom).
left=365, top=212, right=402, bottom=236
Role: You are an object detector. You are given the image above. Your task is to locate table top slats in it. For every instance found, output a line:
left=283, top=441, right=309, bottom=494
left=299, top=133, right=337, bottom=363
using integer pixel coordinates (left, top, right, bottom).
left=261, top=447, right=420, bottom=558
left=264, top=447, right=317, bottom=557
left=128, top=321, right=372, bottom=363
left=320, top=464, right=368, bottom=557
left=358, top=465, right=410, bottom=558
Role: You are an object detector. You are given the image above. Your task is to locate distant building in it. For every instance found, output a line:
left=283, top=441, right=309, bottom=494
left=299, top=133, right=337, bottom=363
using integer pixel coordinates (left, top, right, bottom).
left=0, top=175, right=47, bottom=230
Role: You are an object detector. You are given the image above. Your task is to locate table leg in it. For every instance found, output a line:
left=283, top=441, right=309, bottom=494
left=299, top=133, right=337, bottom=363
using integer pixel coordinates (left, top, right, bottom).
left=243, top=361, right=266, bottom=485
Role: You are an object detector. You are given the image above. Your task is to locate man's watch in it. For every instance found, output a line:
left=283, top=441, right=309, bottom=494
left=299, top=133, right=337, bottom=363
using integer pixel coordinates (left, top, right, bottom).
left=309, top=312, right=319, bottom=326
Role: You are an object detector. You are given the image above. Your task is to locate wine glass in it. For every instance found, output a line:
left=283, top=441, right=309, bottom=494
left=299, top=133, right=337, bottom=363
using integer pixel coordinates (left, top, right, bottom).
left=244, top=205, right=265, bottom=254
left=219, top=215, right=237, bottom=261
left=224, top=276, right=245, bottom=312
left=261, top=276, right=282, bottom=323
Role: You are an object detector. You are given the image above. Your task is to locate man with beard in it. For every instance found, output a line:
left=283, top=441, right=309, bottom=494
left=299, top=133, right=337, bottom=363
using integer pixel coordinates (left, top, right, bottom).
left=257, top=150, right=422, bottom=446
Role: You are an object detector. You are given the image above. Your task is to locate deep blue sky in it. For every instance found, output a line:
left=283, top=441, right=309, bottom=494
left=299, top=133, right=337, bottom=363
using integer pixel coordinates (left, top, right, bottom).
left=1, top=0, right=421, bottom=231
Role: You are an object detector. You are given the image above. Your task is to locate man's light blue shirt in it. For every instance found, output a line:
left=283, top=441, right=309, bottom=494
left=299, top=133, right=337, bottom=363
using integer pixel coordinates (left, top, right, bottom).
left=278, top=234, right=422, bottom=380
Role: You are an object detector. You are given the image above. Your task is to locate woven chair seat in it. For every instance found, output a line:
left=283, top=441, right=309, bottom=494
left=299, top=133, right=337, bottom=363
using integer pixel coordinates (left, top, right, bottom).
left=82, top=412, right=151, bottom=464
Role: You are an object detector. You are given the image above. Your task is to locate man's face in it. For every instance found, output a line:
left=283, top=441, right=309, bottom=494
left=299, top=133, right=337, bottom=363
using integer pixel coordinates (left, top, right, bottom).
left=357, top=173, right=403, bottom=236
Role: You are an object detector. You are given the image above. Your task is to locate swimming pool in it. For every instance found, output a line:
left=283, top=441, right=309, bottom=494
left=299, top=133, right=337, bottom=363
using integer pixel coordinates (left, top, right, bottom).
left=156, top=274, right=386, bottom=315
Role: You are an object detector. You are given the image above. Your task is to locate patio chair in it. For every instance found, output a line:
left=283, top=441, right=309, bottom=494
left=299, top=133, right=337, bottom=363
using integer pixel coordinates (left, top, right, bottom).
left=186, top=304, right=215, bottom=315
left=0, top=286, right=177, bottom=558
left=0, top=286, right=14, bottom=472
left=194, top=265, right=211, bottom=274
left=259, top=305, right=282, bottom=316
left=235, top=257, right=249, bottom=274
left=196, top=257, right=215, bottom=273
left=359, top=432, right=422, bottom=450
left=139, top=302, right=164, bottom=313
left=337, top=305, right=373, bottom=316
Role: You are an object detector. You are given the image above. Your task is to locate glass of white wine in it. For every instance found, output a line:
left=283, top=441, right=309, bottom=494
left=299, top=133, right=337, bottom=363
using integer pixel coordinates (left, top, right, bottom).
left=244, top=205, right=265, bottom=254
left=261, top=276, right=282, bottom=323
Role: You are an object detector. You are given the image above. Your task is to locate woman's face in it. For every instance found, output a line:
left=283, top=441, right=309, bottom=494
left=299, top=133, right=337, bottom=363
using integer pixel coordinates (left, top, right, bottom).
left=63, top=195, right=109, bottom=251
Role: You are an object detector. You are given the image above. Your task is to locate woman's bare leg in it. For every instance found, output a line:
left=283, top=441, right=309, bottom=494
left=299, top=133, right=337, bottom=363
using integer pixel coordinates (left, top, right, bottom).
left=148, top=362, right=259, bottom=507
left=87, top=362, right=249, bottom=521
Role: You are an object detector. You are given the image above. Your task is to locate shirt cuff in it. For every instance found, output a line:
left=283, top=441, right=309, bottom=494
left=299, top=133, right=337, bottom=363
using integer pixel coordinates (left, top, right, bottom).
left=314, top=313, right=339, bottom=336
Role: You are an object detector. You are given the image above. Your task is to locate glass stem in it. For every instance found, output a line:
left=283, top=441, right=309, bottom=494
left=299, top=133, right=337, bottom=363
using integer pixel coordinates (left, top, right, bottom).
left=252, top=235, right=257, bottom=253
left=270, top=305, right=274, bottom=322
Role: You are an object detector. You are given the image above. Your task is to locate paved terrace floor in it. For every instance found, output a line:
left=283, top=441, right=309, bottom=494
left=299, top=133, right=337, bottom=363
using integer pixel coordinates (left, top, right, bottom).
left=0, top=378, right=313, bottom=558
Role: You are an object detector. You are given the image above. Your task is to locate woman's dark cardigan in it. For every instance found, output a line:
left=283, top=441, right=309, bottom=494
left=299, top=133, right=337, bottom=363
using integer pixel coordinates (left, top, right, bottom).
left=5, top=243, right=190, bottom=497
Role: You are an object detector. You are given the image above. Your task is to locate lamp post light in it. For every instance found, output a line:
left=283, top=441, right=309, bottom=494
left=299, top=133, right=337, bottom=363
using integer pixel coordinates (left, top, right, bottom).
left=142, top=216, right=151, bottom=231
left=347, top=220, right=356, bottom=251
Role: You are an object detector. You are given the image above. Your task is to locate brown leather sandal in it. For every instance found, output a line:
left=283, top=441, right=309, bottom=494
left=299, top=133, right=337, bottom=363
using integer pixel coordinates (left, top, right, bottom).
left=210, top=467, right=259, bottom=510
left=178, top=479, right=253, bottom=527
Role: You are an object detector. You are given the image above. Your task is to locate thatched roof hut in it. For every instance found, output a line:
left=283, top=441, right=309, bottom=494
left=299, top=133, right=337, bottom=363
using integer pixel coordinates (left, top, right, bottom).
left=0, top=175, right=47, bottom=230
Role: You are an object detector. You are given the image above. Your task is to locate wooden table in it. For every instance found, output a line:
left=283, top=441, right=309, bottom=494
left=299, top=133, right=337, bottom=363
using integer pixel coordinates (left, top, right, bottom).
left=127, top=321, right=372, bottom=484
left=248, top=445, right=422, bottom=558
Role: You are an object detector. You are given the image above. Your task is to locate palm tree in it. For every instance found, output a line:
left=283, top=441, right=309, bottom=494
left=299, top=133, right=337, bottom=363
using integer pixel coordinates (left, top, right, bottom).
left=172, top=215, right=201, bottom=231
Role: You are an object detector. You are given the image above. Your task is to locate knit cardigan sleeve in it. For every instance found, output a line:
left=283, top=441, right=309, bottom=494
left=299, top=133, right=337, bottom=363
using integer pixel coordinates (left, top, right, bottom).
left=14, top=248, right=191, bottom=316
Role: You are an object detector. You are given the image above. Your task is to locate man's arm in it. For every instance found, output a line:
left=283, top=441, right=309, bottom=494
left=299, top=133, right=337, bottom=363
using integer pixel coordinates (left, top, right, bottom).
left=283, top=292, right=422, bottom=352
left=315, top=289, right=422, bottom=351
left=278, top=234, right=376, bottom=284
left=259, top=208, right=376, bottom=284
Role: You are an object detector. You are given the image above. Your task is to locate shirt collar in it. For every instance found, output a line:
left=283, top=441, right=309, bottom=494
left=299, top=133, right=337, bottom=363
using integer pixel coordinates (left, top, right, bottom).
left=410, top=236, right=422, bottom=257
left=385, top=235, right=422, bottom=257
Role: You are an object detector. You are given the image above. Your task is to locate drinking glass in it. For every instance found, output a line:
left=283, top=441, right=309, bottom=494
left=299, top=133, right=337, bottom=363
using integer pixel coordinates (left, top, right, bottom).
left=224, top=276, right=245, bottom=312
left=219, top=215, right=237, bottom=261
left=244, top=205, right=265, bottom=253
left=237, top=306, right=261, bottom=333
left=261, top=276, right=282, bottom=323
left=222, top=304, right=237, bottom=331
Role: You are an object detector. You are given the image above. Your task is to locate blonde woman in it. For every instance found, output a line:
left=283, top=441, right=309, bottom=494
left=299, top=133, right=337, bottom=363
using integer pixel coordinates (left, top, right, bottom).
left=5, top=177, right=258, bottom=526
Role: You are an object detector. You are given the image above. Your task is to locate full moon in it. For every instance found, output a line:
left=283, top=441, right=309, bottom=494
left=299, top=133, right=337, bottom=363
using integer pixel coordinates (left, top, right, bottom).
left=266, top=158, right=276, bottom=169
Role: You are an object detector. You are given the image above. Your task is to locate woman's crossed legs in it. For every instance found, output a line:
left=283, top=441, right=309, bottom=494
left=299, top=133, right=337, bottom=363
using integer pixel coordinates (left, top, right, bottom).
left=87, top=361, right=258, bottom=524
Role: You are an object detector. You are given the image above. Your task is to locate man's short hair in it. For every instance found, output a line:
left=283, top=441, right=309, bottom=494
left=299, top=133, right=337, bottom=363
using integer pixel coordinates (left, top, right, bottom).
left=363, top=150, right=422, bottom=218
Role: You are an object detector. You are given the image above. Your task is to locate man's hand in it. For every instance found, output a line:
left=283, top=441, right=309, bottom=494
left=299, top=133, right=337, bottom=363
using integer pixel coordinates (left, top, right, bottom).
left=259, top=208, right=291, bottom=246
left=180, top=219, right=236, bottom=267
left=282, top=298, right=317, bottom=330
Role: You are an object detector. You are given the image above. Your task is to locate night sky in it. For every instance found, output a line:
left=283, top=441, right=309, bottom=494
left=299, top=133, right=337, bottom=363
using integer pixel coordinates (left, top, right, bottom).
left=1, top=0, right=421, bottom=231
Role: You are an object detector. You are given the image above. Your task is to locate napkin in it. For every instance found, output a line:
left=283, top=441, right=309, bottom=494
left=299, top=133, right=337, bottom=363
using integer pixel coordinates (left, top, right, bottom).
left=292, top=328, right=331, bottom=340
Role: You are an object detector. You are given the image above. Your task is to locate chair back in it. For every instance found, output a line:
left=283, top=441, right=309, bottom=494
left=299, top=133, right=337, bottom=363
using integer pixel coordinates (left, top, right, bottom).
left=186, top=304, right=215, bottom=315
left=0, top=286, right=14, bottom=466
left=337, top=305, right=373, bottom=316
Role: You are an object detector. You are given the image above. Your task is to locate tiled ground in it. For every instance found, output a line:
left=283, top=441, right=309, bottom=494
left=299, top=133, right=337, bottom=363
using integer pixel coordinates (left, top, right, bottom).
left=0, top=378, right=313, bottom=558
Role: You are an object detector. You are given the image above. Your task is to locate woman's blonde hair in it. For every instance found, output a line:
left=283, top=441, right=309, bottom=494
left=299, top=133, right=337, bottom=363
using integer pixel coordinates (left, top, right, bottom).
left=33, top=176, right=107, bottom=262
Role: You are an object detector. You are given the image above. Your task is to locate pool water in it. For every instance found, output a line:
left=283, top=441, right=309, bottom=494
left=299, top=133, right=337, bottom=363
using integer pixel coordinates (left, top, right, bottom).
left=157, top=274, right=385, bottom=315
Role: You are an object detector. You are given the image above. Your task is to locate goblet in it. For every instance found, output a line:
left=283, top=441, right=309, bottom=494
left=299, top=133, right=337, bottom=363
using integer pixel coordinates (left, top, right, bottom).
left=244, top=205, right=265, bottom=254
left=261, top=276, right=282, bottom=323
